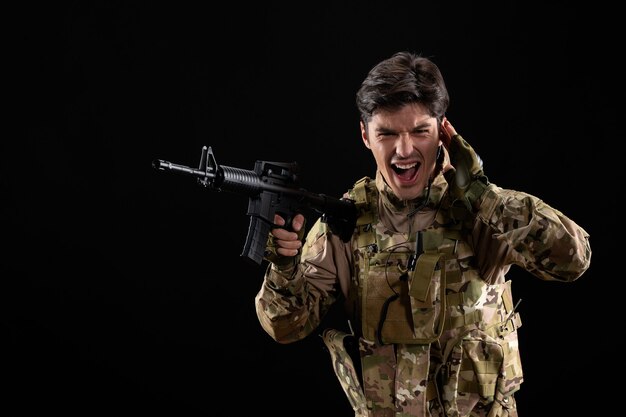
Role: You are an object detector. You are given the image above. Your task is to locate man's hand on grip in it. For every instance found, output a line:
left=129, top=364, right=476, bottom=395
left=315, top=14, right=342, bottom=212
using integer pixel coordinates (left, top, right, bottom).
left=264, top=213, right=306, bottom=267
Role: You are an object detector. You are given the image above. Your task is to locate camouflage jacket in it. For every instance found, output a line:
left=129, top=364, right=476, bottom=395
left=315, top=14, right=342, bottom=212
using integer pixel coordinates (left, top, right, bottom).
left=255, top=157, right=591, bottom=417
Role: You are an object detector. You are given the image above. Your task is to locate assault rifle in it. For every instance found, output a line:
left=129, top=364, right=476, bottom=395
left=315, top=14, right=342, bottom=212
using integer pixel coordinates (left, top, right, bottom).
left=152, top=146, right=357, bottom=265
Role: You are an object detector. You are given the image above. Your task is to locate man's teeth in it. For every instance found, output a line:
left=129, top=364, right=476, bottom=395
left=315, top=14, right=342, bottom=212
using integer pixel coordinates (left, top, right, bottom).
left=394, top=163, right=417, bottom=169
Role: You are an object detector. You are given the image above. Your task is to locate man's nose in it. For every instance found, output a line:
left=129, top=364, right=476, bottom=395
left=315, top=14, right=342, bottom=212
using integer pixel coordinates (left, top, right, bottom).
left=395, top=133, right=413, bottom=157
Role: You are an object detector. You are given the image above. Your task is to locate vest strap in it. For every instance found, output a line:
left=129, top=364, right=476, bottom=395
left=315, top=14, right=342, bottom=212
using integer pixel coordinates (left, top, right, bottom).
left=410, top=253, right=443, bottom=302
left=445, top=309, right=483, bottom=330
left=320, top=328, right=369, bottom=415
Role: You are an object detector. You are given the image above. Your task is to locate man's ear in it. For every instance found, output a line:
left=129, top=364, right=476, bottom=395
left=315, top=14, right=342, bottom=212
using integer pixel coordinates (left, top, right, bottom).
left=360, top=120, right=371, bottom=149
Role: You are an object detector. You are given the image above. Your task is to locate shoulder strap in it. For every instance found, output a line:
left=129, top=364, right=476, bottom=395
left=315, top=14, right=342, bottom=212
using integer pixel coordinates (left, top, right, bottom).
left=348, top=176, right=378, bottom=249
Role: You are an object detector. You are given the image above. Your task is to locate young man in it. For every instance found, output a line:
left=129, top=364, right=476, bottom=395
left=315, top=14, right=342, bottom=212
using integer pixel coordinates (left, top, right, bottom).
left=255, top=51, right=591, bottom=417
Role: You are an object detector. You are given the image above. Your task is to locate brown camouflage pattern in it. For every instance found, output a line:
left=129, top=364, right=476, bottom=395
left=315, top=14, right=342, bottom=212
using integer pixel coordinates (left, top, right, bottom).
left=476, top=187, right=591, bottom=282
left=322, top=328, right=369, bottom=416
left=255, top=136, right=591, bottom=416
left=332, top=174, right=525, bottom=416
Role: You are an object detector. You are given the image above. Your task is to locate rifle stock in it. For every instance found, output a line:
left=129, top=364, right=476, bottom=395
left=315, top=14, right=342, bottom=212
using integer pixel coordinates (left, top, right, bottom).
left=153, top=146, right=357, bottom=265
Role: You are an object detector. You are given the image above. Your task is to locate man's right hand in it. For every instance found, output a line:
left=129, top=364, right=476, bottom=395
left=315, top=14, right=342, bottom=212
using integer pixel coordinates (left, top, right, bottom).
left=269, top=213, right=305, bottom=258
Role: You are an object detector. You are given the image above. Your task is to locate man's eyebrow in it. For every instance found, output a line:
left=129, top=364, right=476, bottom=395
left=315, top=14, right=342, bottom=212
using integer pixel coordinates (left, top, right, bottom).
left=375, top=126, right=396, bottom=133
left=376, top=121, right=433, bottom=133
left=412, top=121, right=434, bottom=130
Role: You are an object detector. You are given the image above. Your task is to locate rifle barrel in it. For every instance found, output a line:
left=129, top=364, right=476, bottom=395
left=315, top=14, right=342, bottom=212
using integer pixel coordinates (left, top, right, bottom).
left=152, top=159, right=215, bottom=179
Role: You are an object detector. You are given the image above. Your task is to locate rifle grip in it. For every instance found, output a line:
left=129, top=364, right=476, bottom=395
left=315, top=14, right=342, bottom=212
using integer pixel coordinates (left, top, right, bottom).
left=241, top=215, right=272, bottom=265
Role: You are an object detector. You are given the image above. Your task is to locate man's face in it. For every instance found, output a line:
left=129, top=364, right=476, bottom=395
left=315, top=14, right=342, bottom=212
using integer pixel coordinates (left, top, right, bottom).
left=361, top=103, right=441, bottom=201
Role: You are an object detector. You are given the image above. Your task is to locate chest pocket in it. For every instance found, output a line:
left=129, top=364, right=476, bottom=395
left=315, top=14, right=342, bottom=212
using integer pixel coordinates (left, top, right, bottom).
left=349, top=177, right=458, bottom=345
left=361, top=244, right=455, bottom=345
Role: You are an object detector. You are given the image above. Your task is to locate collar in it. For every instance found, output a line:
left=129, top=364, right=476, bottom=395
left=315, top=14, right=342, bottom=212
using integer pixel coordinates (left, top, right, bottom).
left=375, top=171, right=448, bottom=217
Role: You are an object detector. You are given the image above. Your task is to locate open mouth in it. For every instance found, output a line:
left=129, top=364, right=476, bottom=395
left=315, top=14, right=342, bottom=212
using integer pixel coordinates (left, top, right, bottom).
left=392, top=162, right=420, bottom=183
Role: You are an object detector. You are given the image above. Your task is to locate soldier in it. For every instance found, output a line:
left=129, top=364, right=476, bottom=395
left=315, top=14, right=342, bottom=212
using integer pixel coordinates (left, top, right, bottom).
left=255, top=51, right=591, bottom=417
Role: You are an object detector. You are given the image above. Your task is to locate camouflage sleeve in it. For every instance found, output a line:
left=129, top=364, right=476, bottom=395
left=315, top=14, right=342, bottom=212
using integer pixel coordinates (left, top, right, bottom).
left=255, top=218, right=348, bottom=343
left=473, top=184, right=591, bottom=282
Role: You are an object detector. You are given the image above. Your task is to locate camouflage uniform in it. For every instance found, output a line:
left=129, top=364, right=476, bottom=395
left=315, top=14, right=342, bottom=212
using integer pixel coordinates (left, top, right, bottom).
left=255, top=138, right=591, bottom=417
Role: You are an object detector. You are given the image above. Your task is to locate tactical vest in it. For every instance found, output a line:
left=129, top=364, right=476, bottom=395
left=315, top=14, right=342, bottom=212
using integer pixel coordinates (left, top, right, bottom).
left=323, top=176, right=524, bottom=417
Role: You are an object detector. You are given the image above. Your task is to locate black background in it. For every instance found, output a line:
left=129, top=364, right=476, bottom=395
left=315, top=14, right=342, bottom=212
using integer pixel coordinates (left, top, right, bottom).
left=6, top=2, right=619, bottom=416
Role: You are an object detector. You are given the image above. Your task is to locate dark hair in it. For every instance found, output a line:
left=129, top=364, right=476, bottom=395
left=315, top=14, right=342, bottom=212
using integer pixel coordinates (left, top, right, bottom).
left=356, top=52, right=449, bottom=124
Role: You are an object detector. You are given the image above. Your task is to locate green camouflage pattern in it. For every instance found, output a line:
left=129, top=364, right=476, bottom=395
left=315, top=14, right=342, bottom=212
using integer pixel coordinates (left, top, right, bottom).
left=361, top=340, right=431, bottom=416
left=476, top=186, right=591, bottom=282
left=350, top=175, right=448, bottom=345
left=322, top=328, right=369, bottom=417
left=328, top=175, right=524, bottom=416
left=255, top=136, right=591, bottom=417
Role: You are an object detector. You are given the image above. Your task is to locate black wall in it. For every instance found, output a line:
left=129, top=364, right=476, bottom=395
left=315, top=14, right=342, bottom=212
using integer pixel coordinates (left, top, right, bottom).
left=7, top=2, right=618, bottom=416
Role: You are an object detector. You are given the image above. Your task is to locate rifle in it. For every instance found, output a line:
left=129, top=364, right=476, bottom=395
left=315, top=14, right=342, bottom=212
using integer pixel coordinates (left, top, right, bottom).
left=152, top=146, right=357, bottom=265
